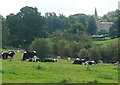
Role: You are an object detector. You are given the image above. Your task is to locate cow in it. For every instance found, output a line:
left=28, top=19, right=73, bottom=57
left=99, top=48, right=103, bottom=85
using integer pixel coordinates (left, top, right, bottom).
left=57, top=56, right=61, bottom=59
left=28, top=59, right=41, bottom=62
left=110, top=61, right=118, bottom=64
left=21, top=51, right=37, bottom=61
left=85, top=61, right=96, bottom=65
left=1, top=52, right=9, bottom=59
left=73, top=59, right=86, bottom=65
left=110, top=61, right=119, bottom=66
left=44, top=59, right=57, bottom=62
left=67, top=57, right=71, bottom=60
left=1, top=51, right=15, bottom=60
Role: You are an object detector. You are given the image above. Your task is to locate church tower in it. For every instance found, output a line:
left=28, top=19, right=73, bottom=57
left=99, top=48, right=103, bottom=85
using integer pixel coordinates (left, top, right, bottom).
left=95, top=7, right=98, bottom=18
left=94, top=7, right=99, bottom=31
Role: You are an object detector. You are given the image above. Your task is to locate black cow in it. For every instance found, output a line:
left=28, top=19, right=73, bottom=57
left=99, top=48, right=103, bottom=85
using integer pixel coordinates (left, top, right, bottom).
left=1, top=51, right=15, bottom=60
left=73, top=59, right=86, bottom=64
left=85, top=61, right=96, bottom=65
left=22, top=51, right=37, bottom=61
left=44, top=59, right=57, bottom=62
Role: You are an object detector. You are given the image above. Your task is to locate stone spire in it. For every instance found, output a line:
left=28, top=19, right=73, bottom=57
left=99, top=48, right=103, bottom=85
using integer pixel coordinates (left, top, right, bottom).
left=95, top=7, right=98, bottom=17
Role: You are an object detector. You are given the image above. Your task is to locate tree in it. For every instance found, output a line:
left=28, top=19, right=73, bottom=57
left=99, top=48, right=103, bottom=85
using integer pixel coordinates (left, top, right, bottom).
left=6, top=6, right=47, bottom=48
left=87, top=15, right=98, bottom=35
left=68, top=14, right=88, bottom=28
left=78, top=48, right=89, bottom=60
left=88, top=47, right=102, bottom=63
left=57, top=39, right=68, bottom=58
left=30, top=38, right=53, bottom=59
left=109, top=10, right=120, bottom=38
left=45, top=12, right=70, bottom=33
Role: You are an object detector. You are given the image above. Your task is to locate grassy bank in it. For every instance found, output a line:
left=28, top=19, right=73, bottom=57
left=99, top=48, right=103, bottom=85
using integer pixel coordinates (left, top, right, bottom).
left=93, top=38, right=119, bottom=47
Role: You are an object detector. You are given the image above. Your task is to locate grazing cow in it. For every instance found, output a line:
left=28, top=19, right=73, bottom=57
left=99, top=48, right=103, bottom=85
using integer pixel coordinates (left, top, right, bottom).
left=1, top=51, right=15, bottom=60
left=85, top=61, right=96, bottom=65
left=1, top=52, right=9, bottom=59
left=110, top=61, right=118, bottom=64
left=73, top=59, right=86, bottom=65
left=44, top=59, right=57, bottom=62
left=98, top=60, right=103, bottom=64
left=29, top=59, right=41, bottom=62
left=68, top=57, right=71, bottom=60
left=22, top=51, right=37, bottom=61
left=8, top=51, right=15, bottom=58
left=57, top=56, right=61, bottom=59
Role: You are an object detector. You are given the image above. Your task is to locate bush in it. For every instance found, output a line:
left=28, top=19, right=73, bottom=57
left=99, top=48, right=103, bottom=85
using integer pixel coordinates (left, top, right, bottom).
left=30, top=38, right=53, bottom=59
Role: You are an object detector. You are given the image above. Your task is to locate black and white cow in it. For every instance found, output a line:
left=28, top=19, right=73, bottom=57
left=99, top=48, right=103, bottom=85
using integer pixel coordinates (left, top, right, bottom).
left=85, top=61, right=96, bottom=65
left=73, top=59, right=86, bottom=65
left=28, top=59, right=41, bottom=62
left=1, top=52, right=9, bottom=59
left=21, top=51, right=37, bottom=61
left=44, top=59, right=57, bottom=62
left=1, top=51, right=15, bottom=60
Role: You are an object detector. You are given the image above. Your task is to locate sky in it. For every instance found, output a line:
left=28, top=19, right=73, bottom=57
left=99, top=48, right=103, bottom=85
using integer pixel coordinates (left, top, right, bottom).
left=0, top=0, right=119, bottom=17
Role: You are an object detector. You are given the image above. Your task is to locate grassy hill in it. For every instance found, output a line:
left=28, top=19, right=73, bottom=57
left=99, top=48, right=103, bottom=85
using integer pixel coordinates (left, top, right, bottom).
left=93, top=38, right=119, bottom=47
left=1, top=52, right=118, bottom=83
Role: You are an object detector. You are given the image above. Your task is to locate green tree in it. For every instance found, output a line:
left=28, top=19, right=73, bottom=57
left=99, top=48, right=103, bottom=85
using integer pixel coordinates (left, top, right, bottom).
left=87, top=15, right=97, bottom=35
left=2, top=22, right=10, bottom=47
left=88, top=47, right=102, bottom=63
left=6, top=6, right=47, bottom=48
left=45, top=12, right=70, bottom=33
left=78, top=48, right=89, bottom=60
left=57, top=39, right=68, bottom=58
left=30, top=38, right=53, bottom=59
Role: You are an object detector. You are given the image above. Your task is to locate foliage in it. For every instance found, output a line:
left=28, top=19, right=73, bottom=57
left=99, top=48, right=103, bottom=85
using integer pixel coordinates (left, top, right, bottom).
left=30, top=38, right=53, bottom=59
left=45, top=12, right=70, bottom=33
left=79, top=39, right=119, bottom=63
left=87, top=15, right=98, bottom=35
left=101, top=9, right=120, bottom=38
left=78, top=48, right=89, bottom=60
left=2, top=18, right=11, bottom=47
left=6, top=6, right=47, bottom=48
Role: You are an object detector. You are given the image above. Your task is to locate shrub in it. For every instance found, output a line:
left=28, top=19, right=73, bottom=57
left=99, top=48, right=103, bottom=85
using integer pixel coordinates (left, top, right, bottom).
left=30, top=38, right=53, bottom=59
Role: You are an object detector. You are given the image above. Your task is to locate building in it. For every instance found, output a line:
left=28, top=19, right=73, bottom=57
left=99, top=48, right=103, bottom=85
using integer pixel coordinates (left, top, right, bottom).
left=94, top=8, right=113, bottom=32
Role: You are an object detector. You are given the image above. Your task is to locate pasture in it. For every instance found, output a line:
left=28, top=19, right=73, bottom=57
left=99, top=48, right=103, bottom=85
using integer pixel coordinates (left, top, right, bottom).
left=1, top=52, right=119, bottom=83
left=93, top=38, right=119, bottom=46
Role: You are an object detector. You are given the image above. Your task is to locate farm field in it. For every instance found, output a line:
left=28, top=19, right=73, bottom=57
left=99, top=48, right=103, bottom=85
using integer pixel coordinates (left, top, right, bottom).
left=93, top=38, right=119, bottom=46
left=1, top=52, right=119, bottom=83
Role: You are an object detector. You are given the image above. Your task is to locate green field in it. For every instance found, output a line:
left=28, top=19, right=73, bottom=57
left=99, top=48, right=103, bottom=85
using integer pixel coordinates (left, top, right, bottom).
left=93, top=38, right=119, bottom=46
left=1, top=52, right=119, bottom=83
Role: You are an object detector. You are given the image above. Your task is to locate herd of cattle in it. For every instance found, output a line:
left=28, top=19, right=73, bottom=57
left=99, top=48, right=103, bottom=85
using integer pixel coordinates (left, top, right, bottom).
left=0, top=50, right=119, bottom=65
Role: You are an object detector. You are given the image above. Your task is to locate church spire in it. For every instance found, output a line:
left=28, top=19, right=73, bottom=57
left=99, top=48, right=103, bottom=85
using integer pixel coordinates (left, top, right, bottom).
left=95, top=7, right=98, bottom=17
left=95, top=7, right=97, bottom=17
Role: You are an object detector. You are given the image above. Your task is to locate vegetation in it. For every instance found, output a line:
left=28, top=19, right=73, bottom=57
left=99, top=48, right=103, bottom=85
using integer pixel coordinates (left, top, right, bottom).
left=2, top=6, right=98, bottom=49
left=30, top=38, right=53, bottom=59
left=93, top=38, right=119, bottom=46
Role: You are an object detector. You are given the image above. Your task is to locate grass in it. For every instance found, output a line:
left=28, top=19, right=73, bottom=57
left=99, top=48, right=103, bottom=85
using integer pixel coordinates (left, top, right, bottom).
left=1, top=52, right=119, bottom=83
left=93, top=38, right=119, bottom=47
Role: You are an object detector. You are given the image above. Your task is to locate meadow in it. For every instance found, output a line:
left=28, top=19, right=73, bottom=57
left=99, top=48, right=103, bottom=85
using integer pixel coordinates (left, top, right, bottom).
left=93, top=38, right=119, bottom=46
left=1, top=52, right=119, bottom=83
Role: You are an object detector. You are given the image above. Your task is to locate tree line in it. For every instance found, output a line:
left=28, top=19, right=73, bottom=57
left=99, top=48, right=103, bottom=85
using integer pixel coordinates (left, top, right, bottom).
left=1, top=6, right=119, bottom=62
left=2, top=6, right=97, bottom=48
